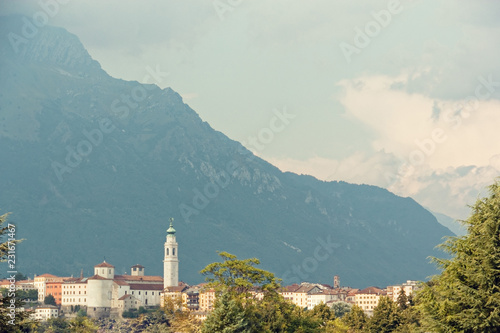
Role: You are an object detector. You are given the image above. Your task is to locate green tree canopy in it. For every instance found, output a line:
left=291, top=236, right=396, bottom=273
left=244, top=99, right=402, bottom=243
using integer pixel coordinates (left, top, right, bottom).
left=396, top=288, right=408, bottom=311
left=200, top=251, right=280, bottom=298
left=44, top=294, right=57, bottom=306
left=201, top=291, right=252, bottom=333
left=341, top=304, right=367, bottom=332
left=330, top=302, right=352, bottom=318
left=418, top=180, right=500, bottom=332
left=366, top=296, right=401, bottom=333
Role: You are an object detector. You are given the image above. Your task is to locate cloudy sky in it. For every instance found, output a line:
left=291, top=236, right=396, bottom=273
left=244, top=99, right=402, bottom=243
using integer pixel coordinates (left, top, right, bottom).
left=3, top=0, right=500, bottom=221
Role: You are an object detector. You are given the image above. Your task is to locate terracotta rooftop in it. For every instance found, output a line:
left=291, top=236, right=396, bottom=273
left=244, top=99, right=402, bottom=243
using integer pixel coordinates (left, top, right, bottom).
left=36, top=274, right=58, bottom=278
left=164, top=285, right=189, bottom=293
left=357, top=286, right=386, bottom=295
left=347, top=288, right=360, bottom=296
left=118, top=294, right=133, bottom=301
left=114, top=280, right=129, bottom=286
left=295, top=285, right=318, bottom=293
left=281, top=284, right=301, bottom=292
left=131, top=264, right=145, bottom=268
left=94, top=261, right=115, bottom=268
left=114, top=274, right=163, bottom=282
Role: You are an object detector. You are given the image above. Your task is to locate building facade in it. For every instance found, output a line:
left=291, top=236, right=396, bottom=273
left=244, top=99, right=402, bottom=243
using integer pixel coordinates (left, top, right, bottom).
left=354, top=287, right=386, bottom=316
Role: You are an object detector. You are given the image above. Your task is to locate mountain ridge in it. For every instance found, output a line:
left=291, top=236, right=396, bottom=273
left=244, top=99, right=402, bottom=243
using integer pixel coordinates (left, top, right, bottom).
left=0, top=17, right=452, bottom=288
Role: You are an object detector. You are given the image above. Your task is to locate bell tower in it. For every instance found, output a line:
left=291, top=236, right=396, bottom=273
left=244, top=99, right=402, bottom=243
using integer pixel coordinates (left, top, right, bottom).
left=163, top=218, right=179, bottom=288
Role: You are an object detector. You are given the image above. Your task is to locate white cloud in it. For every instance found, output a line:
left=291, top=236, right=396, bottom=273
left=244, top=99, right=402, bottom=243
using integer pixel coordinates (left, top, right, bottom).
left=337, top=74, right=500, bottom=170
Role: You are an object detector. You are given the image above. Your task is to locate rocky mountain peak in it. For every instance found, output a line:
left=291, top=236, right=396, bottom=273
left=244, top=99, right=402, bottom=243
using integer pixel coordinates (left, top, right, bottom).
left=1, top=15, right=102, bottom=74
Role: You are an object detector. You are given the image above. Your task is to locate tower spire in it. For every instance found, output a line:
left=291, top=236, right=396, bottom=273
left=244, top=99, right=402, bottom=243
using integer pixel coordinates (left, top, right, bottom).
left=164, top=217, right=179, bottom=288
left=167, top=217, right=176, bottom=235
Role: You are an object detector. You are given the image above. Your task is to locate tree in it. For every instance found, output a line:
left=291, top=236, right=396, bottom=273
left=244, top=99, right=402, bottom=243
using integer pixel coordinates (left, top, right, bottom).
left=341, top=305, right=367, bottom=332
left=201, top=291, right=252, bottom=333
left=26, top=289, right=38, bottom=301
left=200, top=251, right=280, bottom=300
left=331, top=302, right=352, bottom=318
left=418, top=180, right=500, bottom=332
left=366, top=296, right=401, bottom=333
left=14, top=272, right=27, bottom=281
left=44, top=294, right=57, bottom=306
left=200, top=251, right=328, bottom=332
left=42, top=317, right=70, bottom=332
left=396, top=289, right=408, bottom=311
left=68, top=316, right=98, bottom=332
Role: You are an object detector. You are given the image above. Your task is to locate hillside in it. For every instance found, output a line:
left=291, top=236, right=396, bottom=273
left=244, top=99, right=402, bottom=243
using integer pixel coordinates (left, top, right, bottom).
left=0, top=16, right=452, bottom=287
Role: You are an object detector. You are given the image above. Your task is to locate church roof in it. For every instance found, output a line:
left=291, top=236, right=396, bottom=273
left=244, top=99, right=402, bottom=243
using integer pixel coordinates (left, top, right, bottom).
left=118, top=294, right=133, bottom=301
left=114, top=274, right=163, bottom=282
left=131, top=264, right=145, bottom=268
left=114, top=280, right=129, bottom=286
left=94, top=261, right=114, bottom=268
left=129, top=283, right=164, bottom=291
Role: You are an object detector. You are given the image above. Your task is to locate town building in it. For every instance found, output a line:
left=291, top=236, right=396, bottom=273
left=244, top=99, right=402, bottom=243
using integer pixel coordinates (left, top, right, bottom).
left=61, top=277, right=88, bottom=312
left=34, top=274, right=70, bottom=303
left=199, top=288, right=216, bottom=312
left=34, top=305, right=58, bottom=321
left=354, top=286, right=386, bottom=315
left=0, top=278, right=36, bottom=292
left=45, top=281, right=63, bottom=305
left=386, top=280, right=420, bottom=302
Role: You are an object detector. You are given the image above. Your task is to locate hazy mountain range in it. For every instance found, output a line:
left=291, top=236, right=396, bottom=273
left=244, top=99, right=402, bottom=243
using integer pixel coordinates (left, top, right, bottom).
left=0, top=16, right=453, bottom=288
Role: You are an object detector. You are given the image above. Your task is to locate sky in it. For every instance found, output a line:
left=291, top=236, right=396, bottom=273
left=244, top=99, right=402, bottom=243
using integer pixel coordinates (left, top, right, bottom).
left=2, top=0, right=500, bottom=221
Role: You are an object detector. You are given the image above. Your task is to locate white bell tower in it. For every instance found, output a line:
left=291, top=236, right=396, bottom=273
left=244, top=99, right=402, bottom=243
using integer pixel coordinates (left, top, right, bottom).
left=163, top=218, right=179, bottom=288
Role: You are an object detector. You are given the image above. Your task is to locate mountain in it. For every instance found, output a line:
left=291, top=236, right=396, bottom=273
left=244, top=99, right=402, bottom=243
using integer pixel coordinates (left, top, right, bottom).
left=0, top=16, right=453, bottom=288
left=430, top=210, right=467, bottom=236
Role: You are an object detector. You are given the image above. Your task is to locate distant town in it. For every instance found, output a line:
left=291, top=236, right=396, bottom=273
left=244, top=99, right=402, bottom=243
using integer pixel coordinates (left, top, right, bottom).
left=1, top=219, right=420, bottom=323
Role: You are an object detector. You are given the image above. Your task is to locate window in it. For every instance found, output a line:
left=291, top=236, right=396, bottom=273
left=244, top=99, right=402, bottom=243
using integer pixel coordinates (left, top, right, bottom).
left=173, top=248, right=176, bottom=255
left=166, top=248, right=169, bottom=256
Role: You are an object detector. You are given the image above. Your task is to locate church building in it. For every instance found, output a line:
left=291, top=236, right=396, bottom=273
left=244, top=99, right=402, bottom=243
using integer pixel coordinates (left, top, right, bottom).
left=68, top=219, right=180, bottom=318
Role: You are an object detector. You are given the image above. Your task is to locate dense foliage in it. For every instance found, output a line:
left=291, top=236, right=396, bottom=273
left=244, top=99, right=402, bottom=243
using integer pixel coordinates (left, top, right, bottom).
left=418, top=181, right=500, bottom=332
